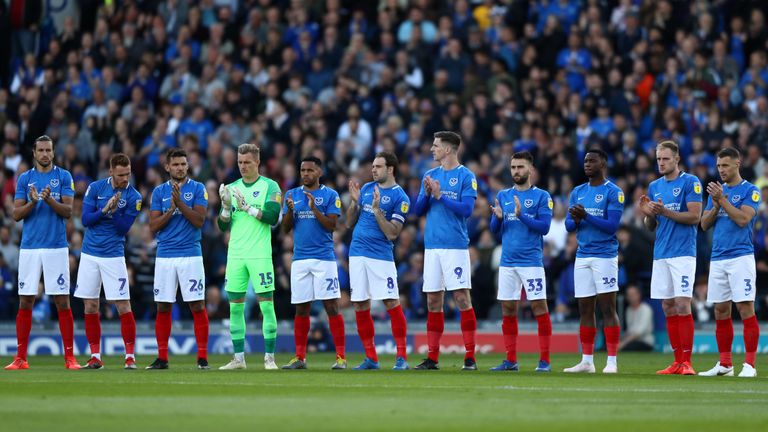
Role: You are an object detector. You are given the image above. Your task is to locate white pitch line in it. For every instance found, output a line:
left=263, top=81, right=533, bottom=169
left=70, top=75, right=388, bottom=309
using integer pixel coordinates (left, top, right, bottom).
left=10, top=380, right=768, bottom=396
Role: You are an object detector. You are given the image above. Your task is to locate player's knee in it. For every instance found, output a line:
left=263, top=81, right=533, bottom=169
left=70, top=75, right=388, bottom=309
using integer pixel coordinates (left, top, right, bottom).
left=531, top=300, right=548, bottom=316
left=18, top=296, right=35, bottom=309
left=323, top=302, right=340, bottom=316
left=383, top=299, right=399, bottom=310
left=454, top=292, right=472, bottom=310
left=157, top=302, right=173, bottom=313
left=53, top=296, right=71, bottom=310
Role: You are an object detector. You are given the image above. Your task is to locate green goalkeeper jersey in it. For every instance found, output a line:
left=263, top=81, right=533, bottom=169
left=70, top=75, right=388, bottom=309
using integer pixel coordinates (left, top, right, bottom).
left=226, top=176, right=282, bottom=260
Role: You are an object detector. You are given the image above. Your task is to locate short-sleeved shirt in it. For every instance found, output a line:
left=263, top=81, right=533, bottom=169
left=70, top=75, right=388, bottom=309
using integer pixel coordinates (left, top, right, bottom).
left=14, top=166, right=75, bottom=249
left=283, top=185, right=341, bottom=261
left=150, top=179, right=208, bottom=258
left=226, top=176, right=281, bottom=260
left=647, top=172, right=703, bottom=259
left=421, top=165, right=478, bottom=249
left=82, top=178, right=143, bottom=258
left=707, top=179, right=760, bottom=261
left=569, top=181, right=625, bottom=258
left=350, top=182, right=410, bottom=261
left=496, top=187, right=553, bottom=267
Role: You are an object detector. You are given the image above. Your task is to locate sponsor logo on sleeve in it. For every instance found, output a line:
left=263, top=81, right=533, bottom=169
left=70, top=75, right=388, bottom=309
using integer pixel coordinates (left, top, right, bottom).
left=204, top=189, right=209, bottom=200
left=335, top=198, right=341, bottom=208
left=471, top=179, right=478, bottom=190
left=693, top=183, right=702, bottom=194
left=401, top=201, right=409, bottom=213
left=618, top=192, right=625, bottom=204
left=753, top=191, right=760, bottom=202
left=136, top=200, right=142, bottom=211
left=548, top=198, right=554, bottom=209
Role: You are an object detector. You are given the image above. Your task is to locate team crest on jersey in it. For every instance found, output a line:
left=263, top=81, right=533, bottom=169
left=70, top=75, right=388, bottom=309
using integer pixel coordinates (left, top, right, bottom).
left=401, top=201, right=409, bottom=213
left=753, top=191, right=760, bottom=202
left=548, top=198, right=553, bottom=209
left=672, top=188, right=681, bottom=197
left=50, top=179, right=59, bottom=188
left=335, top=198, right=341, bottom=208
left=595, top=194, right=603, bottom=203
left=694, top=182, right=702, bottom=194
left=524, top=199, right=534, bottom=208
left=252, top=191, right=260, bottom=198
left=449, top=178, right=458, bottom=187
left=732, top=195, right=741, bottom=203
left=314, top=197, right=324, bottom=205
left=184, top=192, right=193, bottom=201
left=382, top=195, right=391, bottom=204
left=618, top=192, right=625, bottom=204
left=118, top=199, right=127, bottom=208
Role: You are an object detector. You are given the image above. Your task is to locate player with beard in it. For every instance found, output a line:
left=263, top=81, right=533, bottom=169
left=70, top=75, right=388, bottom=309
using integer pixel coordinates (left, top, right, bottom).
left=281, top=156, right=347, bottom=370
left=146, top=148, right=210, bottom=370
left=489, top=152, right=554, bottom=372
left=346, top=152, right=411, bottom=370
left=6, top=136, right=79, bottom=370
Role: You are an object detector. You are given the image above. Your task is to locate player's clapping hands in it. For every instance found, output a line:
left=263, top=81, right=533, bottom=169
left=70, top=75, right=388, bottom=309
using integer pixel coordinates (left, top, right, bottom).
left=348, top=180, right=361, bottom=202
left=285, top=194, right=294, bottom=212
left=372, top=186, right=381, bottom=210
left=707, top=182, right=725, bottom=206
left=171, top=182, right=182, bottom=206
left=425, top=176, right=441, bottom=200
left=304, top=191, right=316, bottom=210
left=490, top=198, right=503, bottom=219
left=103, top=191, right=121, bottom=214
left=569, top=204, right=586, bottom=223
left=232, top=187, right=249, bottom=210
left=218, top=184, right=232, bottom=208
left=514, top=196, right=522, bottom=217
left=28, top=184, right=40, bottom=202
left=638, top=195, right=665, bottom=216
left=39, top=185, right=52, bottom=203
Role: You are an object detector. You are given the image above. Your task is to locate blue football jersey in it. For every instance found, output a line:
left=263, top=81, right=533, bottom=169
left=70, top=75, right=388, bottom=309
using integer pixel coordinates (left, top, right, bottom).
left=82, top=178, right=142, bottom=258
left=707, top=180, right=760, bottom=261
left=14, top=166, right=75, bottom=249
left=150, top=179, right=208, bottom=258
left=420, top=165, right=478, bottom=249
left=647, top=172, right=702, bottom=259
left=569, top=181, right=625, bottom=258
left=350, top=182, right=410, bottom=261
left=497, top=187, right=553, bottom=267
left=283, top=185, right=341, bottom=261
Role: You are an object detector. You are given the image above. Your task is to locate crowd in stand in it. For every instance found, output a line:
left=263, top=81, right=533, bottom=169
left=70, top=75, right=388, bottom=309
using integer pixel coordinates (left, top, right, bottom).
left=2, top=0, right=768, bottom=326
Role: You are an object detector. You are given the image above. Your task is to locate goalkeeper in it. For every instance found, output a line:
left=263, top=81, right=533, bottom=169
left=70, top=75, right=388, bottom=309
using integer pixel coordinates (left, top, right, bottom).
left=217, top=143, right=282, bottom=370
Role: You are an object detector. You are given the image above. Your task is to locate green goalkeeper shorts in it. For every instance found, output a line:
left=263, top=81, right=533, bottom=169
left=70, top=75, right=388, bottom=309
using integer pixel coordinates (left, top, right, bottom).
left=225, top=258, right=275, bottom=294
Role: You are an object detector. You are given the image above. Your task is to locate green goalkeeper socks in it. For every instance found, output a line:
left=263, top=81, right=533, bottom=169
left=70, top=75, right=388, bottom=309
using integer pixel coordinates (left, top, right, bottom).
left=259, top=300, right=277, bottom=354
left=229, top=301, right=246, bottom=354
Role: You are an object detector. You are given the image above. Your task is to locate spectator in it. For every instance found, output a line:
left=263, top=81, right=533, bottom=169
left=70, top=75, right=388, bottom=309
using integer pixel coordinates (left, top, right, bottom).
left=618, top=285, right=654, bottom=352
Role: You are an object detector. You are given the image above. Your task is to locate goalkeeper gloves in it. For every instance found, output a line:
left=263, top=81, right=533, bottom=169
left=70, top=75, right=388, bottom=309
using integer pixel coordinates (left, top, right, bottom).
left=231, top=188, right=261, bottom=219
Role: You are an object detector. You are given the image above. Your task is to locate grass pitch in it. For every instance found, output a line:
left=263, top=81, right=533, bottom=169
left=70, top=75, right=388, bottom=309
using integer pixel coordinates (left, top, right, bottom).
left=1, top=353, right=767, bottom=431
